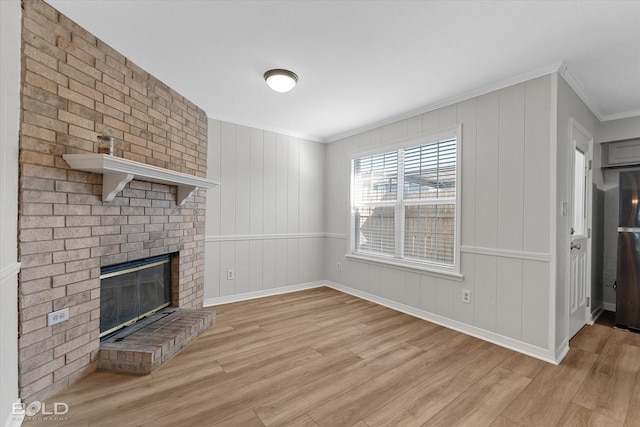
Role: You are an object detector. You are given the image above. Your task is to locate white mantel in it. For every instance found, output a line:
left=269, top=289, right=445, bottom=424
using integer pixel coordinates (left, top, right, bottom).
left=63, top=154, right=220, bottom=206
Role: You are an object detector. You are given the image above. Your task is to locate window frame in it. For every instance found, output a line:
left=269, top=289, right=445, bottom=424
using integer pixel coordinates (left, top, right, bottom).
left=347, top=126, right=463, bottom=278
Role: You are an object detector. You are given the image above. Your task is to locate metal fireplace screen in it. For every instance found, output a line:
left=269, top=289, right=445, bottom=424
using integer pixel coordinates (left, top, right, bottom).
left=99, top=254, right=172, bottom=338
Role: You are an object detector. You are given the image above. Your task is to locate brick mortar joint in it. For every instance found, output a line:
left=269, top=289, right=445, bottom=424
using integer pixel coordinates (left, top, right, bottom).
left=17, top=0, right=209, bottom=405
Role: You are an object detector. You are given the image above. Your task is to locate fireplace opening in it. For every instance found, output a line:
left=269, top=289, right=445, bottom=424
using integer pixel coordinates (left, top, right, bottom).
left=100, top=254, right=173, bottom=339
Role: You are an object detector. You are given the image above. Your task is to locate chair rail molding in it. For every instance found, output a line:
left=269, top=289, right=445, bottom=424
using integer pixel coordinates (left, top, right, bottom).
left=205, top=232, right=327, bottom=242
left=0, top=262, right=21, bottom=282
left=460, top=246, right=550, bottom=262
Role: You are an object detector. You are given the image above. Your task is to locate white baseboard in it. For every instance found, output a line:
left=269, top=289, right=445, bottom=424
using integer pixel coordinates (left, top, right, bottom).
left=555, top=339, right=570, bottom=362
left=203, top=281, right=325, bottom=307
left=3, top=400, right=23, bottom=427
left=590, top=304, right=605, bottom=324
left=323, top=281, right=562, bottom=365
left=603, top=302, right=616, bottom=312
left=202, top=279, right=564, bottom=365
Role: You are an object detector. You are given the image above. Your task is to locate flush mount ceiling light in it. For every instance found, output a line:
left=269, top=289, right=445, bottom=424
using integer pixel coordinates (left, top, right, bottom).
left=264, top=69, right=298, bottom=93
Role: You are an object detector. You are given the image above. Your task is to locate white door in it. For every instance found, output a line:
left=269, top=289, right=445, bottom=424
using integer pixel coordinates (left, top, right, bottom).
left=569, top=119, right=592, bottom=338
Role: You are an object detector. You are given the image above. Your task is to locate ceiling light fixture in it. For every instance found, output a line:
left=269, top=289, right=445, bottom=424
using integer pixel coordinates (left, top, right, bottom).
left=264, top=69, right=298, bottom=93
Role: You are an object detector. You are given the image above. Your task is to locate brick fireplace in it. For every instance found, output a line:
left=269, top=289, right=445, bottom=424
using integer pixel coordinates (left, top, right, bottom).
left=18, top=0, right=208, bottom=403
left=99, top=253, right=173, bottom=338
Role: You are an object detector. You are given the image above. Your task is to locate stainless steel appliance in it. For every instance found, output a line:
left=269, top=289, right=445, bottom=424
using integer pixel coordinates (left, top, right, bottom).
left=616, top=170, right=640, bottom=331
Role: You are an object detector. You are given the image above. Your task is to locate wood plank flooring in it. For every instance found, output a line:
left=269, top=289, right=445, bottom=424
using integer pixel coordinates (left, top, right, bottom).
left=23, top=288, right=640, bottom=426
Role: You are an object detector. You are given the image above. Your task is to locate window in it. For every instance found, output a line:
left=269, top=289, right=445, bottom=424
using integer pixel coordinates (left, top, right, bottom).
left=573, top=148, right=586, bottom=237
left=350, top=131, right=461, bottom=274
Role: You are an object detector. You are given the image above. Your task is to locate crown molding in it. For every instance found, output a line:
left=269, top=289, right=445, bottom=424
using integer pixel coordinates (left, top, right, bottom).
left=601, top=109, right=640, bottom=122
left=205, top=112, right=326, bottom=143
left=326, top=62, right=565, bottom=143
left=208, top=63, right=638, bottom=143
left=559, top=67, right=640, bottom=123
left=558, top=65, right=604, bottom=121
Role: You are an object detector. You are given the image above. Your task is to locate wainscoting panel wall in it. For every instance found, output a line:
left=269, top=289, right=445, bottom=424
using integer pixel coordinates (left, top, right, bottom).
left=324, top=75, right=554, bottom=354
left=204, top=119, right=325, bottom=303
left=554, top=75, right=600, bottom=351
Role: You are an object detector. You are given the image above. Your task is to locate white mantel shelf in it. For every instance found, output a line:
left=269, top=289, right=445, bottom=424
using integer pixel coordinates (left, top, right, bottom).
left=63, top=154, right=220, bottom=206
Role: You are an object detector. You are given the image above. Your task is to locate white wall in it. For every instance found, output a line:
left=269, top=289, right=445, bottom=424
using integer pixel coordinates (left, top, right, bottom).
left=203, top=119, right=326, bottom=304
left=0, top=0, right=22, bottom=425
left=324, top=75, right=557, bottom=360
left=197, top=74, right=636, bottom=363
left=554, top=75, right=600, bottom=353
left=599, top=116, right=640, bottom=309
left=600, top=116, right=640, bottom=145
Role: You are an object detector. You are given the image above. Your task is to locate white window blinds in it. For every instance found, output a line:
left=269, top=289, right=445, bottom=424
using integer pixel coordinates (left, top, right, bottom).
left=351, top=137, right=458, bottom=269
left=353, top=151, right=397, bottom=256
left=353, top=151, right=398, bottom=204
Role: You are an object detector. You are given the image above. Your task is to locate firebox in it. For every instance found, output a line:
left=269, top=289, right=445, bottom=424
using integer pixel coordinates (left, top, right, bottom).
left=99, top=254, right=173, bottom=338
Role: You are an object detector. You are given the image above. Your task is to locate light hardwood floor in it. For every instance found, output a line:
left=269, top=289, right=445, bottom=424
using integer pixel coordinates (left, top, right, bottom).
left=23, top=288, right=640, bottom=426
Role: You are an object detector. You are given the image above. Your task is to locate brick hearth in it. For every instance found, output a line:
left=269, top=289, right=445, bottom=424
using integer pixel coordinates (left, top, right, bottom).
left=98, top=308, right=214, bottom=374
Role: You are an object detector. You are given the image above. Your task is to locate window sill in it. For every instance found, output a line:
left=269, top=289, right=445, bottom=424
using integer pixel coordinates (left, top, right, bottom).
left=345, top=253, right=464, bottom=281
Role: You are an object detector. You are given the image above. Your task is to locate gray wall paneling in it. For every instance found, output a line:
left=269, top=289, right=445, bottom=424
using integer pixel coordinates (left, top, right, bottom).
left=205, top=119, right=326, bottom=301
left=324, top=75, right=554, bottom=352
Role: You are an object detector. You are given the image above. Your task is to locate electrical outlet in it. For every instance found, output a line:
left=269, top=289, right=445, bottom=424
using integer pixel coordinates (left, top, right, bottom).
left=462, top=290, right=472, bottom=304
left=336, top=262, right=341, bottom=271
left=227, top=269, right=234, bottom=280
left=47, top=308, right=69, bottom=326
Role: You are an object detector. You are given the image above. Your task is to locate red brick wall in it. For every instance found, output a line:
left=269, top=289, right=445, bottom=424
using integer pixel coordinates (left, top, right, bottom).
left=18, top=0, right=208, bottom=403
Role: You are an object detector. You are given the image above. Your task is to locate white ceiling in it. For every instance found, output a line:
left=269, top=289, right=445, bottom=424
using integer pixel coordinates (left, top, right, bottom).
left=47, top=0, right=640, bottom=142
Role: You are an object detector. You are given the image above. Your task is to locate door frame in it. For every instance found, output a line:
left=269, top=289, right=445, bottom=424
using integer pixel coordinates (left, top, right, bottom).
left=567, top=117, right=594, bottom=337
